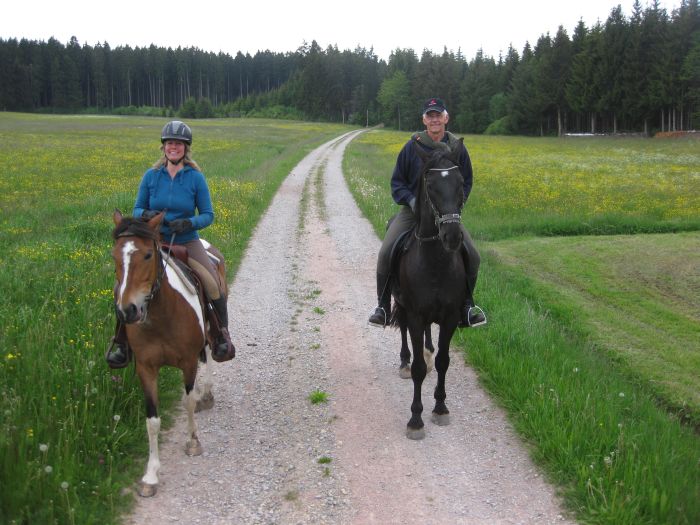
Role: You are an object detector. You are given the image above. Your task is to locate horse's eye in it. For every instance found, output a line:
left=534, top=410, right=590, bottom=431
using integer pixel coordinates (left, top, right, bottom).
left=144, top=251, right=153, bottom=260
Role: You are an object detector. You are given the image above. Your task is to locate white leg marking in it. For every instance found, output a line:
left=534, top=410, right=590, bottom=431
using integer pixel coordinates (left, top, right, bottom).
left=118, top=241, right=137, bottom=303
left=185, top=390, right=198, bottom=439
left=142, top=416, right=161, bottom=485
left=199, top=345, right=214, bottom=397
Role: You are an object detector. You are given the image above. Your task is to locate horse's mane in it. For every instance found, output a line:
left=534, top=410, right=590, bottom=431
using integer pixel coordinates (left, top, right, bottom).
left=112, top=217, right=160, bottom=241
left=422, top=148, right=452, bottom=171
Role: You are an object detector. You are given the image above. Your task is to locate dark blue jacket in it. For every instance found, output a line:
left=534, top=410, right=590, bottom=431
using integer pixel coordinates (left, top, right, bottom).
left=390, top=134, right=473, bottom=207
left=133, top=165, right=214, bottom=244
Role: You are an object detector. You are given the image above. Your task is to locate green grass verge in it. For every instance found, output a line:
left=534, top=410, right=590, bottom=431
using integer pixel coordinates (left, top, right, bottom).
left=0, top=113, right=352, bottom=524
left=344, top=129, right=700, bottom=525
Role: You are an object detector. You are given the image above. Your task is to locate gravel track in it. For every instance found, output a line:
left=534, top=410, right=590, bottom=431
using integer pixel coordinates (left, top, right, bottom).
left=126, top=131, right=574, bottom=525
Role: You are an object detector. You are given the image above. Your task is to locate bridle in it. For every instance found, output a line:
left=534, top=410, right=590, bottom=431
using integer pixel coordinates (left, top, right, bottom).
left=115, top=230, right=175, bottom=321
left=415, top=164, right=464, bottom=242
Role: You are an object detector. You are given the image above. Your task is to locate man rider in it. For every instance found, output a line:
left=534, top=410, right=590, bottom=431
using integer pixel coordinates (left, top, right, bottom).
left=368, top=97, right=487, bottom=329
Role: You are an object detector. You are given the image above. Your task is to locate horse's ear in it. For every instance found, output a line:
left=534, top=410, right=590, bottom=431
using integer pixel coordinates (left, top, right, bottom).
left=113, top=209, right=123, bottom=226
left=413, top=139, right=430, bottom=162
left=449, top=137, right=464, bottom=164
left=148, top=211, right=166, bottom=230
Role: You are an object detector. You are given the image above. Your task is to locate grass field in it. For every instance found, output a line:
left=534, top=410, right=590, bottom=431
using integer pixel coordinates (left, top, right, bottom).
left=344, top=130, right=700, bottom=525
left=0, top=113, right=351, bottom=524
left=2, top=115, right=698, bottom=524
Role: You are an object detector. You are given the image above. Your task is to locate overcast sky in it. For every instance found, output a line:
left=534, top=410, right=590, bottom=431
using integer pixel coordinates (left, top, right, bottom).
left=1, top=0, right=676, bottom=61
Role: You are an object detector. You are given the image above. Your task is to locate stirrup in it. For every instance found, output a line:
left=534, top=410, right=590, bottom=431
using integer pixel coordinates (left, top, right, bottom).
left=368, top=306, right=389, bottom=327
left=105, top=338, right=131, bottom=369
left=467, top=305, right=487, bottom=327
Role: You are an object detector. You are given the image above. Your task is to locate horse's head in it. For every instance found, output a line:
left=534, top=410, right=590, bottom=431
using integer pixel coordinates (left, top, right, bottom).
left=111, top=209, right=165, bottom=324
left=415, top=139, right=465, bottom=252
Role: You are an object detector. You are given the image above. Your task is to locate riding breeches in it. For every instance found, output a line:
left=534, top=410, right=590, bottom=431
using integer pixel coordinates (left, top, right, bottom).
left=376, top=206, right=481, bottom=293
left=181, top=239, right=223, bottom=300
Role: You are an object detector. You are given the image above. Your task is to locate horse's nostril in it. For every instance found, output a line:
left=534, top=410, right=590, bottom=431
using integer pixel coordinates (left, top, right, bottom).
left=116, top=303, right=140, bottom=323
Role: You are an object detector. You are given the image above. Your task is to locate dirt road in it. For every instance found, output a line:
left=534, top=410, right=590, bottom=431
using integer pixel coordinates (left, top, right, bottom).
left=127, top=131, right=573, bottom=524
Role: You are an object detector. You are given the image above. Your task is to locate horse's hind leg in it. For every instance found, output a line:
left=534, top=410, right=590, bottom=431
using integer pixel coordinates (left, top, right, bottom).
left=431, top=324, right=455, bottom=426
left=195, top=346, right=215, bottom=412
left=423, top=325, right=434, bottom=375
left=397, top=307, right=412, bottom=379
left=183, top=364, right=203, bottom=456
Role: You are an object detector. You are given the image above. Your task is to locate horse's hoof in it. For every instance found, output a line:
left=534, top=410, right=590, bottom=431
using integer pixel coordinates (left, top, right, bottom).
left=406, top=426, right=425, bottom=440
left=195, top=393, right=214, bottom=412
left=137, top=482, right=157, bottom=497
left=431, top=412, right=451, bottom=426
left=399, top=365, right=412, bottom=379
left=185, top=439, right=203, bottom=456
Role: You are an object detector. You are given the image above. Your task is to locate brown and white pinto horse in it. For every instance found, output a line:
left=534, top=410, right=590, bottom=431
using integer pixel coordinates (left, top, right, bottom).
left=111, top=209, right=220, bottom=497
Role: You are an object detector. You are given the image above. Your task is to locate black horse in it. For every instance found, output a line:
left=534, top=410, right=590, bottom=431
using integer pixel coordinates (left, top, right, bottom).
left=390, top=139, right=467, bottom=440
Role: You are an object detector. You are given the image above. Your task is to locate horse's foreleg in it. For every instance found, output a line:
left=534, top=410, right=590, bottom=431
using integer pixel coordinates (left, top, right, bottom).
left=406, top=320, right=427, bottom=440
left=431, top=324, right=456, bottom=426
left=183, top=365, right=203, bottom=456
left=137, top=366, right=160, bottom=497
left=424, top=326, right=434, bottom=353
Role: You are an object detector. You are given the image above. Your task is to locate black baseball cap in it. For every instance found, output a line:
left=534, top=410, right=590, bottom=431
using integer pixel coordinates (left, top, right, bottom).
left=423, top=97, right=447, bottom=115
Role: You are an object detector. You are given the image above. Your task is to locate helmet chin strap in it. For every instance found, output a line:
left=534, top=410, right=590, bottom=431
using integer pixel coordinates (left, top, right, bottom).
left=167, top=157, right=185, bottom=167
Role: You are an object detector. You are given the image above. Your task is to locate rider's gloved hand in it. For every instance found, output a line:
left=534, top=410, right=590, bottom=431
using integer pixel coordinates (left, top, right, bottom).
left=169, top=218, right=193, bottom=234
left=141, top=209, right=159, bottom=221
left=409, top=197, right=416, bottom=213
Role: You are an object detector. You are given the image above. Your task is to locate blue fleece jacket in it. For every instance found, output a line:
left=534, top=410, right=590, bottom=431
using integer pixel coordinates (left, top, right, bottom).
left=133, top=165, right=214, bottom=244
left=390, top=135, right=473, bottom=208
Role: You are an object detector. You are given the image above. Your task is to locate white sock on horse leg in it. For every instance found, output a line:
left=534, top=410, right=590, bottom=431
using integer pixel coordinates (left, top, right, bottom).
left=142, top=416, right=161, bottom=485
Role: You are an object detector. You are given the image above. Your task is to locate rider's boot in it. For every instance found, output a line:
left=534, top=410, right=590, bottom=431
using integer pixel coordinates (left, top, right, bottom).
left=459, top=241, right=487, bottom=328
left=459, top=300, right=487, bottom=328
left=368, top=272, right=391, bottom=327
left=210, top=297, right=235, bottom=362
left=105, top=321, right=131, bottom=368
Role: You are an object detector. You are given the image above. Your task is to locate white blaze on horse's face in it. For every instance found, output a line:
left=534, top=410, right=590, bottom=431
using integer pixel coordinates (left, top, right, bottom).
left=117, top=240, right=137, bottom=305
left=113, top=239, right=153, bottom=322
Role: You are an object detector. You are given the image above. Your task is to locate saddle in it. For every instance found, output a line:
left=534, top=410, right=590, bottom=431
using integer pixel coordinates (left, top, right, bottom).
left=162, top=242, right=188, bottom=264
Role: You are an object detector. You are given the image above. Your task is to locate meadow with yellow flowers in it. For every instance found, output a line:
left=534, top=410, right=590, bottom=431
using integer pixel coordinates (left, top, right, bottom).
left=0, top=113, right=351, bottom=524
left=345, top=129, right=700, bottom=525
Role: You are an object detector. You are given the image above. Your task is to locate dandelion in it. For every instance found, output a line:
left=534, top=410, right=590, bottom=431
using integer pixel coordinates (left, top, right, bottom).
left=113, top=414, right=121, bottom=422
left=618, top=392, right=625, bottom=398
left=39, top=443, right=49, bottom=453
left=26, top=428, right=34, bottom=438
left=45, top=466, right=53, bottom=474
left=60, top=481, right=69, bottom=490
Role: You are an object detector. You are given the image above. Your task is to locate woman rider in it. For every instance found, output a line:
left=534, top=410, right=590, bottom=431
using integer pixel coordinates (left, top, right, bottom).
left=106, top=120, right=234, bottom=367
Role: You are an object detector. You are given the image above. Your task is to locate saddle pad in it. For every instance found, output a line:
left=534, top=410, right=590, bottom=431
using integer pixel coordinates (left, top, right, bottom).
left=162, top=251, right=199, bottom=296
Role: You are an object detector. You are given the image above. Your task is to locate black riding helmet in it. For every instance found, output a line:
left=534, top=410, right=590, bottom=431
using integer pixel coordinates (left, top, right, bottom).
left=161, top=120, right=192, bottom=145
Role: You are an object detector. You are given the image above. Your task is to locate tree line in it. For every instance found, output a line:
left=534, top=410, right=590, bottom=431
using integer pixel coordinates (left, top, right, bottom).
left=1, top=0, right=698, bottom=135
